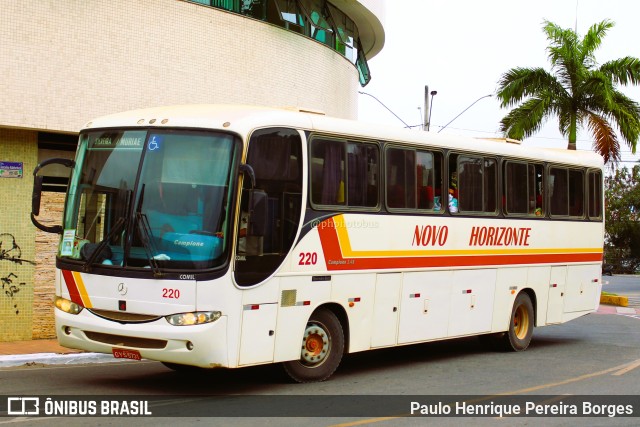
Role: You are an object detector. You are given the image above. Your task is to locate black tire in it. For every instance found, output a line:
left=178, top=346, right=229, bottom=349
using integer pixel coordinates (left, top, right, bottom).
left=282, top=308, right=344, bottom=383
left=500, top=292, right=534, bottom=351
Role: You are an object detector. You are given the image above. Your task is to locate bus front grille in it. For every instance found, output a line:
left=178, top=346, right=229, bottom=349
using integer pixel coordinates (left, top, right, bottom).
left=84, top=331, right=167, bottom=349
left=88, top=309, right=161, bottom=323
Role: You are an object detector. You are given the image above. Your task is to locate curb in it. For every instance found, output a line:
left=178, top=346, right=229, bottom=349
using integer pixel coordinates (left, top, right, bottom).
left=0, top=352, right=130, bottom=368
left=600, top=294, right=629, bottom=307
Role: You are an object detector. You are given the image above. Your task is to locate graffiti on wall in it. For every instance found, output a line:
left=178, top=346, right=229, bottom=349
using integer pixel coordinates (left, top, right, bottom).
left=1, top=233, right=35, bottom=315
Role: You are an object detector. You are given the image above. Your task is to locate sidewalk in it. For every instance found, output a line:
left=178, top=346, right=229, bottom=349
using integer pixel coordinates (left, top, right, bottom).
left=0, top=339, right=119, bottom=368
left=1, top=304, right=638, bottom=368
left=0, top=339, right=80, bottom=356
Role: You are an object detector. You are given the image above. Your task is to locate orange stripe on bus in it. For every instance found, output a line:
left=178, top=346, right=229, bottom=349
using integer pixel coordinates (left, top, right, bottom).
left=61, top=269, right=84, bottom=306
left=61, top=270, right=92, bottom=308
left=72, top=271, right=92, bottom=309
left=317, top=217, right=602, bottom=271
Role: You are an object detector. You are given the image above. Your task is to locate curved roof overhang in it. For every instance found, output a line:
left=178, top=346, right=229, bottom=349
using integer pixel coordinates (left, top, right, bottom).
left=332, top=0, right=385, bottom=59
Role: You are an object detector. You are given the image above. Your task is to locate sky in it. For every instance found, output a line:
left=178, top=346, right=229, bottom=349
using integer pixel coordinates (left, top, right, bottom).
left=357, top=0, right=640, bottom=166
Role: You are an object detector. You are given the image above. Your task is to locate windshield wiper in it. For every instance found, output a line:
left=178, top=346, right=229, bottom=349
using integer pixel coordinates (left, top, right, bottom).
left=131, top=183, right=164, bottom=277
left=135, top=212, right=164, bottom=278
left=82, top=216, right=125, bottom=272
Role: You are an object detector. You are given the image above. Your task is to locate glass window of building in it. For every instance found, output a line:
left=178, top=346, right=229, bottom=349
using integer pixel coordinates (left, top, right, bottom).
left=300, top=0, right=335, bottom=47
left=327, top=3, right=358, bottom=62
left=187, top=0, right=372, bottom=86
left=274, top=0, right=306, bottom=30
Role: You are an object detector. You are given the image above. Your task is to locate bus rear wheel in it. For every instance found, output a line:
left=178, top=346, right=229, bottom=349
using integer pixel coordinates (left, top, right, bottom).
left=501, top=292, right=534, bottom=351
left=282, top=308, right=344, bottom=383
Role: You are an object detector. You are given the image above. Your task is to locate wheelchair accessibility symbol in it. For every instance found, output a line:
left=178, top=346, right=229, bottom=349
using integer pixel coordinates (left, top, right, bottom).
left=148, top=136, right=162, bottom=151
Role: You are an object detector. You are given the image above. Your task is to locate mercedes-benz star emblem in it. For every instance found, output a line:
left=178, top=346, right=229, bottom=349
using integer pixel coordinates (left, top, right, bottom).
left=117, top=283, right=128, bottom=296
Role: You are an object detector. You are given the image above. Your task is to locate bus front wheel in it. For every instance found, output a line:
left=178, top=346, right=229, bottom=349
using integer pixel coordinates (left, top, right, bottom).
left=282, top=308, right=344, bottom=383
left=502, top=292, right=534, bottom=351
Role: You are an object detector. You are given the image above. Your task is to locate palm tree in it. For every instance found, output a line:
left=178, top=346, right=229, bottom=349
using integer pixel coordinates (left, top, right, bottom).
left=496, top=19, right=640, bottom=164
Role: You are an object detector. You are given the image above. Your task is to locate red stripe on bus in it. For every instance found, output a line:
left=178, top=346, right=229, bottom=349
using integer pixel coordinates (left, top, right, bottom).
left=317, top=219, right=602, bottom=271
left=61, top=269, right=84, bottom=306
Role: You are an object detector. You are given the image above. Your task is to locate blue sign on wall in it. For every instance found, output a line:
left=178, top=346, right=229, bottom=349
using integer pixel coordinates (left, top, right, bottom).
left=0, top=161, right=23, bottom=178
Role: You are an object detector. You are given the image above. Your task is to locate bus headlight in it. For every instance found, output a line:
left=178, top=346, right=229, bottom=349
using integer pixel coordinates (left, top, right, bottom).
left=165, top=311, right=222, bottom=326
left=54, top=296, right=84, bottom=315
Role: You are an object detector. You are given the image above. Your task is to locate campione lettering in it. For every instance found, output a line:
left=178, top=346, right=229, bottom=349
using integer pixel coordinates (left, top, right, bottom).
left=174, top=240, right=205, bottom=248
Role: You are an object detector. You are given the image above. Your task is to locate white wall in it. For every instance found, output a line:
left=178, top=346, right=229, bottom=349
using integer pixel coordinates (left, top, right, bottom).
left=0, top=0, right=360, bottom=132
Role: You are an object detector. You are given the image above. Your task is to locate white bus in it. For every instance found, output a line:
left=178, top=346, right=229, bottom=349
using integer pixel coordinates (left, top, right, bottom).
left=32, top=105, right=604, bottom=382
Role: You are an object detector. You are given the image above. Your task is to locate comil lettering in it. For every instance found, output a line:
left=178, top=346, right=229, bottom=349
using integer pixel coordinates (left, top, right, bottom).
left=469, top=226, right=532, bottom=247
left=412, top=225, right=448, bottom=247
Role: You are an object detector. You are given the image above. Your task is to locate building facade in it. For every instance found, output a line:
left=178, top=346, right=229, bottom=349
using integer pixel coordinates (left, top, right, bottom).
left=0, top=0, right=385, bottom=341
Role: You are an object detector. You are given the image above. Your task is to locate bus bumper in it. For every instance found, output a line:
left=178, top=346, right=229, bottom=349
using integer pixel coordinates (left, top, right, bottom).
left=55, top=309, right=229, bottom=368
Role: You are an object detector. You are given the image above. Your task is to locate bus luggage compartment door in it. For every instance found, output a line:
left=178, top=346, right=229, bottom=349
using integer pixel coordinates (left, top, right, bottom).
left=398, top=271, right=452, bottom=344
left=563, top=265, right=601, bottom=313
left=371, top=273, right=401, bottom=348
left=546, top=266, right=567, bottom=323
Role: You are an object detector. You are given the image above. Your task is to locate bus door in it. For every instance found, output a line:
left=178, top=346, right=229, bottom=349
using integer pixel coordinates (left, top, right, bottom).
left=547, top=266, right=566, bottom=323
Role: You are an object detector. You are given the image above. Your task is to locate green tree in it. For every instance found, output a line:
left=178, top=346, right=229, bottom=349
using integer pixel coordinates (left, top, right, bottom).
left=496, top=20, right=640, bottom=164
left=604, top=166, right=640, bottom=272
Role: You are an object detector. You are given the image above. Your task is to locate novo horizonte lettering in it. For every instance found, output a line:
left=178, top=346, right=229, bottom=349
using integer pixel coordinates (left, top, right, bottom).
left=469, top=226, right=531, bottom=247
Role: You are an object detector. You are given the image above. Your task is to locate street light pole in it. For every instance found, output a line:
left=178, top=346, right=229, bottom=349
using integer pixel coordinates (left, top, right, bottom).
left=437, top=94, right=492, bottom=133
left=423, top=86, right=429, bottom=131
left=427, top=90, right=437, bottom=131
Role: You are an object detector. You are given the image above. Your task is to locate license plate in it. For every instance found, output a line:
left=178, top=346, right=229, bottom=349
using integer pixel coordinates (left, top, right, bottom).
left=112, top=348, right=142, bottom=361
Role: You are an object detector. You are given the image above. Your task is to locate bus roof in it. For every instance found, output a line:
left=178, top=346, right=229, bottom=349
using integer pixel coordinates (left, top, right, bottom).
left=83, top=104, right=604, bottom=169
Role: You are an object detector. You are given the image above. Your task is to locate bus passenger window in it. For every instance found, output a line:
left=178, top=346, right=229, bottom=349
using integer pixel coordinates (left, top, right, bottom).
left=460, top=156, right=482, bottom=212
left=549, top=167, right=584, bottom=218
left=311, top=138, right=379, bottom=208
left=569, top=169, right=584, bottom=217
left=347, top=142, right=379, bottom=207
left=311, top=139, right=345, bottom=206
left=450, top=154, right=496, bottom=214
left=386, top=148, right=415, bottom=209
left=386, top=147, right=442, bottom=212
left=549, top=167, right=569, bottom=216
left=505, top=162, right=528, bottom=214
left=504, top=162, right=543, bottom=216
left=530, top=164, right=544, bottom=216
left=484, top=158, right=497, bottom=213
left=588, top=170, right=602, bottom=219
left=416, top=151, right=437, bottom=210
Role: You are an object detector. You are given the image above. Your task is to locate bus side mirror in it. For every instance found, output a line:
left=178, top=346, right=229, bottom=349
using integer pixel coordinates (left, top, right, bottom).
left=32, top=175, right=44, bottom=216
left=31, top=158, right=75, bottom=234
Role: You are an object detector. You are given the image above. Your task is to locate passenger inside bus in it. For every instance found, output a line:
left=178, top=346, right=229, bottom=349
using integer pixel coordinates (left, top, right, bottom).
left=448, top=171, right=458, bottom=213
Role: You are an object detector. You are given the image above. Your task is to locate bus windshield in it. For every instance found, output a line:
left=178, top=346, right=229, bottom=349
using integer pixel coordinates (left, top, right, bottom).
left=61, top=129, right=240, bottom=271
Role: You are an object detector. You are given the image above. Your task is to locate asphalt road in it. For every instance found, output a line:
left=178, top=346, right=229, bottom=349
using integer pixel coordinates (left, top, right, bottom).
left=1, top=306, right=639, bottom=427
